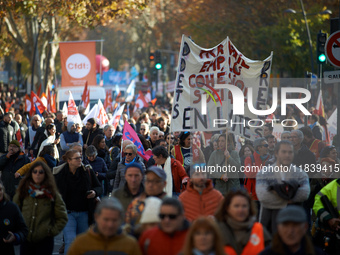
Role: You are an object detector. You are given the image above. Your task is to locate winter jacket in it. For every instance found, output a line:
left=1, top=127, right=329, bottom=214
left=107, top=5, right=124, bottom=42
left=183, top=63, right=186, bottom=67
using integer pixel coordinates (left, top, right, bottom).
left=111, top=183, right=144, bottom=212
left=54, top=164, right=102, bottom=212
left=256, top=163, right=310, bottom=209
left=0, top=199, right=28, bottom=255
left=207, top=149, right=241, bottom=195
left=217, top=219, right=271, bottom=255
left=0, top=121, right=15, bottom=153
left=97, top=148, right=111, bottom=169
left=68, top=226, right=142, bottom=255
left=259, top=233, right=325, bottom=255
left=139, top=221, right=190, bottom=255
left=15, top=156, right=48, bottom=177
left=114, top=156, right=146, bottom=189
left=13, top=192, right=67, bottom=243
left=88, top=156, right=108, bottom=181
left=179, top=179, right=223, bottom=221
left=83, top=127, right=103, bottom=147
left=0, top=152, right=30, bottom=198
left=244, top=151, right=270, bottom=200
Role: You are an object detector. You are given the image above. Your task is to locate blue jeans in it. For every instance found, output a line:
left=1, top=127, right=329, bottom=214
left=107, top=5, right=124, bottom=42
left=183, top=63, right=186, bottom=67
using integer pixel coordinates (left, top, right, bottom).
left=63, top=211, right=89, bottom=254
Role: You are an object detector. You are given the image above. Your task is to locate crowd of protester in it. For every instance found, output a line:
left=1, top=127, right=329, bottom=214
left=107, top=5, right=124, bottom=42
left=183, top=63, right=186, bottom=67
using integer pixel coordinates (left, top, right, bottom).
left=0, top=96, right=339, bottom=255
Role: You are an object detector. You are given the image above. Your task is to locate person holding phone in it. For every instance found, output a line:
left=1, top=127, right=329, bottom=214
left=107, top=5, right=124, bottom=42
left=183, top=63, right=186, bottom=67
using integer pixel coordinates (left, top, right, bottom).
left=54, top=149, right=102, bottom=254
left=0, top=181, right=28, bottom=255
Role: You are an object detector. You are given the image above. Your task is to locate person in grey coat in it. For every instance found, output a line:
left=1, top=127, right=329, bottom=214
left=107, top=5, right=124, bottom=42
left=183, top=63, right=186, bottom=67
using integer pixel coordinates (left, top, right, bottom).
left=114, top=144, right=146, bottom=189
left=256, top=140, right=310, bottom=235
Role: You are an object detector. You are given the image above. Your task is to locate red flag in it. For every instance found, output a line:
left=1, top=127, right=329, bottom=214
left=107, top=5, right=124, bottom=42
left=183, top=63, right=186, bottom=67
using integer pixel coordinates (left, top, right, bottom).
left=37, top=84, right=42, bottom=97
left=135, top=91, right=149, bottom=110
left=151, top=98, right=157, bottom=106
left=52, top=93, right=57, bottom=113
left=104, top=90, right=113, bottom=112
left=25, top=95, right=34, bottom=116
left=97, top=100, right=109, bottom=127
left=31, top=91, right=46, bottom=113
left=40, top=92, right=47, bottom=108
left=314, top=90, right=326, bottom=118
left=82, top=81, right=90, bottom=109
left=16, top=129, right=23, bottom=150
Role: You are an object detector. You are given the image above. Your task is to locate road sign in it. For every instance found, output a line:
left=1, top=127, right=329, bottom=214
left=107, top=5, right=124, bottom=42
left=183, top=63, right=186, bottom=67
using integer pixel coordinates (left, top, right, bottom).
left=311, top=73, right=318, bottom=87
left=0, top=71, right=8, bottom=83
left=325, top=31, right=340, bottom=67
left=324, top=70, right=340, bottom=84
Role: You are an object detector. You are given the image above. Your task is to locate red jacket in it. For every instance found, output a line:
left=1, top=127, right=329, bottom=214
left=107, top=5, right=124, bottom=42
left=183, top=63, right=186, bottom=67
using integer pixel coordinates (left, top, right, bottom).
left=244, top=151, right=270, bottom=201
left=139, top=223, right=189, bottom=255
left=179, top=179, right=223, bottom=221
left=170, top=158, right=188, bottom=193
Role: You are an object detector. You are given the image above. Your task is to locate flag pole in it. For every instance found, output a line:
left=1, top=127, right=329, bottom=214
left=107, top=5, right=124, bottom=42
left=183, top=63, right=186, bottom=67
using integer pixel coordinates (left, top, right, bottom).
left=99, top=39, right=103, bottom=85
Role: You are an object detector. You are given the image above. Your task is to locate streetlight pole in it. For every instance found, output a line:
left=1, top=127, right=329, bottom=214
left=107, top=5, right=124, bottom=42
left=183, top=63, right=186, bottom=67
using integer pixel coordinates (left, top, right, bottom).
left=299, top=0, right=315, bottom=74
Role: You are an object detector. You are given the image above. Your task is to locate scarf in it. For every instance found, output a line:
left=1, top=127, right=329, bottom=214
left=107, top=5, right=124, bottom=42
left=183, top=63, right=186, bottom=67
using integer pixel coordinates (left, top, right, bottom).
left=158, top=157, right=173, bottom=197
left=226, top=216, right=256, bottom=247
left=256, top=151, right=269, bottom=162
left=43, top=154, right=57, bottom=168
left=37, top=134, right=59, bottom=159
left=28, top=183, right=54, bottom=201
left=309, top=122, right=317, bottom=130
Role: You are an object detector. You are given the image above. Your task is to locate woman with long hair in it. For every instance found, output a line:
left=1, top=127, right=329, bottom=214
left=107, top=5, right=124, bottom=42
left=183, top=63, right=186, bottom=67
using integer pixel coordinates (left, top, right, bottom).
left=53, top=149, right=102, bottom=254
left=182, top=217, right=225, bottom=255
left=13, top=161, right=67, bottom=255
left=0, top=181, right=28, bottom=255
left=215, top=190, right=271, bottom=255
left=91, top=134, right=111, bottom=169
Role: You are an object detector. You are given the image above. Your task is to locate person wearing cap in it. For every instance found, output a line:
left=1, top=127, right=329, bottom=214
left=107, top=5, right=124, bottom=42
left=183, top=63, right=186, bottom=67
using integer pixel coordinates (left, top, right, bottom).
left=125, top=166, right=167, bottom=235
left=112, top=162, right=145, bottom=212
left=171, top=131, right=205, bottom=175
left=82, top=118, right=103, bottom=150
left=68, top=197, right=142, bottom=255
left=260, top=206, right=325, bottom=255
left=139, top=198, right=190, bottom=255
left=0, top=140, right=30, bottom=199
left=60, top=121, right=83, bottom=156
left=256, top=141, right=310, bottom=235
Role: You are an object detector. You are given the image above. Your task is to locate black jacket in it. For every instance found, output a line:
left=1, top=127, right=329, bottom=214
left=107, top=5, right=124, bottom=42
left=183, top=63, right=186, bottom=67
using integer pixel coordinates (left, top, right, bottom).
left=0, top=199, right=28, bottom=255
left=82, top=127, right=104, bottom=147
left=0, top=121, right=15, bottom=153
left=0, top=152, right=30, bottom=199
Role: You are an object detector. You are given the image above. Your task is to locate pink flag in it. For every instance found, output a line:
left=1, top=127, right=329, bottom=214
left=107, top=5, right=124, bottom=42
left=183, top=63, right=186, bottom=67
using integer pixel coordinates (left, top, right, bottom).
left=122, top=120, right=152, bottom=161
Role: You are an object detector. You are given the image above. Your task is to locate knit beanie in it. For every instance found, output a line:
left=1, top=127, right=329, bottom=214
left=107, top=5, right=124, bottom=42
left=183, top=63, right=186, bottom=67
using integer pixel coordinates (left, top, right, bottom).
left=139, top=197, right=162, bottom=224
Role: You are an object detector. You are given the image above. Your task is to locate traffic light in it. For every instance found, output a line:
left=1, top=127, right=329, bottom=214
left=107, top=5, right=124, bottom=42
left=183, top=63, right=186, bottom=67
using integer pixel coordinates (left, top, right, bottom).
left=149, top=52, right=155, bottom=62
left=155, top=50, right=162, bottom=70
left=317, top=31, right=327, bottom=64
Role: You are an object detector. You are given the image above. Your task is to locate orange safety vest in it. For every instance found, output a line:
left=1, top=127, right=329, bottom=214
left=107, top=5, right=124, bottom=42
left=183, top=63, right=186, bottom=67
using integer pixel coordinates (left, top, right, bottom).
left=224, top=222, right=265, bottom=255
left=309, top=139, right=321, bottom=160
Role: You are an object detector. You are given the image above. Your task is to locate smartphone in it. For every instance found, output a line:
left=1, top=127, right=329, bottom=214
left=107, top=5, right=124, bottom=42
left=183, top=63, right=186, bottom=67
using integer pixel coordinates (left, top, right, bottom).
left=5, top=233, right=12, bottom=241
left=86, top=191, right=92, bottom=195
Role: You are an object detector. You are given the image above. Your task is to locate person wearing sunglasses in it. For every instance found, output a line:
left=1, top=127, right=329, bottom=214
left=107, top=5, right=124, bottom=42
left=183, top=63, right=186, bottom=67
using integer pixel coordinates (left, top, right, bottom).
left=244, top=138, right=271, bottom=213
left=125, top=166, right=167, bottom=235
left=139, top=123, right=150, bottom=140
left=139, top=198, right=189, bottom=255
left=54, top=149, right=102, bottom=254
left=114, top=144, right=146, bottom=190
left=13, top=161, right=67, bottom=255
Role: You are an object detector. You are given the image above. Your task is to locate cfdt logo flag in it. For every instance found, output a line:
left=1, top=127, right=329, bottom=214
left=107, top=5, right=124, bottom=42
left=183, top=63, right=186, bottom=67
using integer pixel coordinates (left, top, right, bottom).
left=59, top=41, right=96, bottom=87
